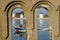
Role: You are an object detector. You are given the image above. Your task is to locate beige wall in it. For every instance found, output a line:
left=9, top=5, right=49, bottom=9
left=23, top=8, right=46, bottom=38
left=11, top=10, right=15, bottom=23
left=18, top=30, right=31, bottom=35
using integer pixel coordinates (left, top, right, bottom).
left=0, top=0, right=60, bottom=40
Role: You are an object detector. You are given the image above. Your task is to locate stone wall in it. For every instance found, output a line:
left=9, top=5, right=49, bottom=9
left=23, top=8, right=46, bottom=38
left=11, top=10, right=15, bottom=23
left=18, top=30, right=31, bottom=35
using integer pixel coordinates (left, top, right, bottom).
left=0, top=0, right=60, bottom=40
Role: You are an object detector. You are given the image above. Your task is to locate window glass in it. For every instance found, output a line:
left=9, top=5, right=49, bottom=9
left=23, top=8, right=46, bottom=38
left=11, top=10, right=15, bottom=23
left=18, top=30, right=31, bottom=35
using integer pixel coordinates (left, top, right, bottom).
left=35, top=7, right=50, bottom=40
left=12, top=8, right=26, bottom=40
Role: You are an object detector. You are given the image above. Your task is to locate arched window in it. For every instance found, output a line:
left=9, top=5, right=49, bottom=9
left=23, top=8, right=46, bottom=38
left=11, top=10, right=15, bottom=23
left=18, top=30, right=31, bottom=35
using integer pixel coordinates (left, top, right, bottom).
left=12, top=8, right=26, bottom=40
left=35, top=7, right=50, bottom=40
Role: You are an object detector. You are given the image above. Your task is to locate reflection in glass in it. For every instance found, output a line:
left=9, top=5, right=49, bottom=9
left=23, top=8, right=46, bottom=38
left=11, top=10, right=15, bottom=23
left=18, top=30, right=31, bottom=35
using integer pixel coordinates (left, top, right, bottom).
left=36, top=7, right=50, bottom=40
left=12, top=8, right=26, bottom=40
left=37, top=7, right=48, bottom=18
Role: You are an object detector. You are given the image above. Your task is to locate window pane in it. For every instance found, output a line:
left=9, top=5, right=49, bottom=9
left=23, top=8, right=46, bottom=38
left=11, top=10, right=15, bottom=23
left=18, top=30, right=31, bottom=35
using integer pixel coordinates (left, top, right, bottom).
left=12, top=8, right=26, bottom=40
left=35, top=7, right=50, bottom=40
left=37, top=19, right=49, bottom=29
left=37, top=7, right=48, bottom=18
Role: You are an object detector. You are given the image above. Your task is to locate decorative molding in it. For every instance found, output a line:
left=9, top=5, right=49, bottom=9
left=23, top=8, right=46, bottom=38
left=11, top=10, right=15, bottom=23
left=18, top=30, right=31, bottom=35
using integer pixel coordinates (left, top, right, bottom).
left=31, top=1, right=55, bottom=29
left=4, top=1, right=24, bottom=12
left=4, top=1, right=26, bottom=39
left=56, top=5, right=60, bottom=11
left=31, top=1, right=54, bottom=11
